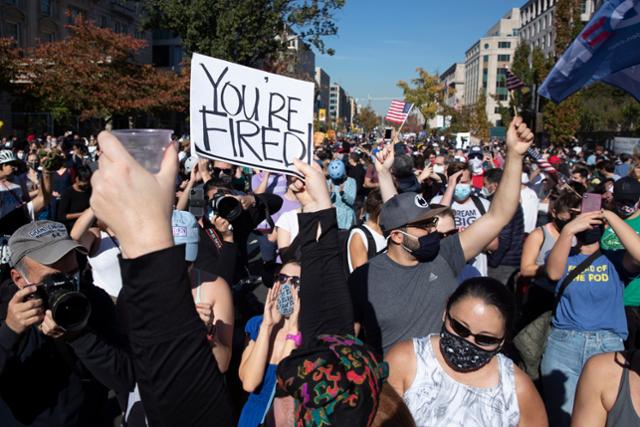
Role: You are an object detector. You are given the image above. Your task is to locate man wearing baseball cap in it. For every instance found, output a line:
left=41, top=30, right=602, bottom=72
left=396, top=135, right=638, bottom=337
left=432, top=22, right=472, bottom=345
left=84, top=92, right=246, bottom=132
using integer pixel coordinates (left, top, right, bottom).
left=0, top=220, right=115, bottom=426
left=350, top=117, right=535, bottom=354
left=601, top=176, right=640, bottom=349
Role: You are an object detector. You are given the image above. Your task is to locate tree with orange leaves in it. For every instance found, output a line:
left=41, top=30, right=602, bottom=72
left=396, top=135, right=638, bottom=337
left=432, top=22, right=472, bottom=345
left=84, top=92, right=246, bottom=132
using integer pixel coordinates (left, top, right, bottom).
left=10, top=17, right=187, bottom=126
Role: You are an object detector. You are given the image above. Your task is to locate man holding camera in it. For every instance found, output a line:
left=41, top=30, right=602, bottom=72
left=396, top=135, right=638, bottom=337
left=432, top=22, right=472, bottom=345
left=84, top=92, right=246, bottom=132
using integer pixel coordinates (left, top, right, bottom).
left=0, top=220, right=117, bottom=426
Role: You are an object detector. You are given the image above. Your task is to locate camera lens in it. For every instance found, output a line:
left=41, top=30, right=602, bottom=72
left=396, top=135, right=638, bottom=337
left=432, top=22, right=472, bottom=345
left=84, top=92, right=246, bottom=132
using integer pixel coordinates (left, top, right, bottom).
left=49, top=290, right=91, bottom=332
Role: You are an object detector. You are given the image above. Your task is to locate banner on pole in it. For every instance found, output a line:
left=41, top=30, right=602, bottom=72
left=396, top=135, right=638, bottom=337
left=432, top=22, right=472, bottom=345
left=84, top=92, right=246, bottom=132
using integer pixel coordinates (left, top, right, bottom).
left=190, top=53, right=315, bottom=177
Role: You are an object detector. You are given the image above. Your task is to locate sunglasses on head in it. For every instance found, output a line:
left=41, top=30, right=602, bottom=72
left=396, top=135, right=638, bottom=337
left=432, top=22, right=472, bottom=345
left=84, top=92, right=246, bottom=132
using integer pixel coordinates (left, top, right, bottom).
left=446, top=312, right=503, bottom=347
left=275, top=273, right=301, bottom=287
left=213, top=167, right=233, bottom=176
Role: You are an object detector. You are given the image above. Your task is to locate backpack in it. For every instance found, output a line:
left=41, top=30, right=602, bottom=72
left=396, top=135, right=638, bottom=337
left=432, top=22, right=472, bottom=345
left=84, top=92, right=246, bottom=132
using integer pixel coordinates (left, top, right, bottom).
left=470, top=195, right=487, bottom=216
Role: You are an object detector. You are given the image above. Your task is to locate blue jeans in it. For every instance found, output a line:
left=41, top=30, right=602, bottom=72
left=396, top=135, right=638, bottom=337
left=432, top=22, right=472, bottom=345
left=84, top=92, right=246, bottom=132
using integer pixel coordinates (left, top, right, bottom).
left=540, top=328, right=624, bottom=427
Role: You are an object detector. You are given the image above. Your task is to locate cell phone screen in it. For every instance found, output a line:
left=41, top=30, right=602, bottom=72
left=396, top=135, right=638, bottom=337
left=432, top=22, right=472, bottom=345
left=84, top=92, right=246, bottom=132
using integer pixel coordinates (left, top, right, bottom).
left=384, top=129, right=392, bottom=140
left=581, top=192, right=602, bottom=213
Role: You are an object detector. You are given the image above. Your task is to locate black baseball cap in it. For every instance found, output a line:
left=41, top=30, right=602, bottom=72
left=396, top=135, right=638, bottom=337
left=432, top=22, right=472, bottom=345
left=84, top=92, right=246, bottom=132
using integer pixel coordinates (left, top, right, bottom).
left=614, top=177, right=640, bottom=204
left=379, top=192, right=447, bottom=233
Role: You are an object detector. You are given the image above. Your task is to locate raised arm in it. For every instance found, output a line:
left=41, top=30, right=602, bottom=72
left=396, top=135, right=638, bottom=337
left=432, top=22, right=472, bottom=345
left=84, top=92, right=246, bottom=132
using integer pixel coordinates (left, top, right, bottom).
left=175, top=163, right=202, bottom=212
left=29, top=170, right=52, bottom=214
left=70, top=208, right=100, bottom=254
left=546, top=211, right=603, bottom=281
left=373, top=145, right=397, bottom=203
left=458, top=117, right=533, bottom=262
left=90, top=132, right=233, bottom=426
left=439, top=170, right=464, bottom=207
left=603, top=210, right=640, bottom=274
left=239, top=286, right=281, bottom=392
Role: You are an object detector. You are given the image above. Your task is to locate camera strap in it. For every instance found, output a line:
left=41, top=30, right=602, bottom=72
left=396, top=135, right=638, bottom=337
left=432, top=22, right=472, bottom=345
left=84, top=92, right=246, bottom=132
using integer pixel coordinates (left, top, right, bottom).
left=204, top=227, right=224, bottom=252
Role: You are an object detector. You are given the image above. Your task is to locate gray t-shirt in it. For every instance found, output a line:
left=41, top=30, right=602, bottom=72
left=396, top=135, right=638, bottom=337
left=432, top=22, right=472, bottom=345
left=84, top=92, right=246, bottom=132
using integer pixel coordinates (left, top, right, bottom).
left=349, top=235, right=465, bottom=354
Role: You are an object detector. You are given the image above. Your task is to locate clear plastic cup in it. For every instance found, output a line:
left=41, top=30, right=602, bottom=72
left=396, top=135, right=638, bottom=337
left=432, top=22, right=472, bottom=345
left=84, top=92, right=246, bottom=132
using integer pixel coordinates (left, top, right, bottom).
left=110, top=129, right=173, bottom=173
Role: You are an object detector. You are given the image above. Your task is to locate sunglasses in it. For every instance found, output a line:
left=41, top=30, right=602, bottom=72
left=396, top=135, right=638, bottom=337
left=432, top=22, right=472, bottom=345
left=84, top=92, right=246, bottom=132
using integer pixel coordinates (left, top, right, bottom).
left=213, top=167, right=233, bottom=176
left=408, top=217, right=439, bottom=232
left=441, top=229, right=458, bottom=238
left=275, top=273, right=301, bottom=287
left=446, top=313, right=503, bottom=347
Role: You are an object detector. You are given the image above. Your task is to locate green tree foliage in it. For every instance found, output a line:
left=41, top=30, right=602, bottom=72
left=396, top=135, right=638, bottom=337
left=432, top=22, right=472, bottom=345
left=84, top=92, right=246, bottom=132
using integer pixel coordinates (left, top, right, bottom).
left=543, top=0, right=581, bottom=144
left=469, top=92, right=491, bottom=141
left=354, top=105, right=379, bottom=133
left=142, top=0, right=345, bottom=67
left=397, top=67, right=442, bottom=127
left=578, top=83, right=640, bottom=132
left=554, top=0, right=580, bottom=57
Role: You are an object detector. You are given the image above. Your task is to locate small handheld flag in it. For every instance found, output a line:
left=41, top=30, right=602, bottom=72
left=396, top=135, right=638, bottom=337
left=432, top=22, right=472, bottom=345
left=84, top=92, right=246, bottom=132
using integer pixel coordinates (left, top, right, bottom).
left=385, top=100, right=413, bottom=125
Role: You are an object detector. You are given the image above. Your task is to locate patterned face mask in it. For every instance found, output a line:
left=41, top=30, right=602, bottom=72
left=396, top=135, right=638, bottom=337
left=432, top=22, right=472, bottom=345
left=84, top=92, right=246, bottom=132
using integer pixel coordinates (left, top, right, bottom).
left=439, top=325, right=501, bottom=372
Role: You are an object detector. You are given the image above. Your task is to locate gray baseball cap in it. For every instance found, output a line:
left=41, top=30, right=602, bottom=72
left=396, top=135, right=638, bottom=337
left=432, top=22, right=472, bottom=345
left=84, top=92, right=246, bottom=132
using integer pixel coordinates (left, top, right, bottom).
left=379, top=192, right=448, bottom=233
left=8, top=221, right=86, bottom=267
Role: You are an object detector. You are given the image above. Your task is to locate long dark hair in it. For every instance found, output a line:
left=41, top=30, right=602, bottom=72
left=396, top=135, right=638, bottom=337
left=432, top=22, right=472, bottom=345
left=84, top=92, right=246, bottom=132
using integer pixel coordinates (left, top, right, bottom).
left=446, top=277, right=516, bottom=338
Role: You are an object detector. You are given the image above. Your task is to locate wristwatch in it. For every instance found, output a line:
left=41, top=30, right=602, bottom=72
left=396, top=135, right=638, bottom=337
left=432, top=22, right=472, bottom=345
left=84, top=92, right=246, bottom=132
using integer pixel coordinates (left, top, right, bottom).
left=285, top=332, right=302, bottom=347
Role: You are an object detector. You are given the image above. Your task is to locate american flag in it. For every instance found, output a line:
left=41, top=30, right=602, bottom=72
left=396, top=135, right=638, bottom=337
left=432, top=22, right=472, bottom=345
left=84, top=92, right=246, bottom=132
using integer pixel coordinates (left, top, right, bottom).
left=506, top=69, right=526, bottom=91
left=385, top=100, right=413, bottom=125
left=526, top=148, right=556, bottom=173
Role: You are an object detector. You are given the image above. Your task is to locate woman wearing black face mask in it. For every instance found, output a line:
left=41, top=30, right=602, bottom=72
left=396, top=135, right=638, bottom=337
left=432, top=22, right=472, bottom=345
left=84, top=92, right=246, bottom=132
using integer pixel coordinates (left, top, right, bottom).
left=519, top=191, right=581, bottom=334
left=541, top=209, right=640, bottom=427
left=386, top=277, right=547, bottom=427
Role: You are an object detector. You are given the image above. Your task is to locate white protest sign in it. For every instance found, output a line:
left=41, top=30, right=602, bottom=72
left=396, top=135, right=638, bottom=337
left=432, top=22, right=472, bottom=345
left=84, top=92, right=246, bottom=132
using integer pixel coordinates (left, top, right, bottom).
left=190, top=53, right=314, bottom=178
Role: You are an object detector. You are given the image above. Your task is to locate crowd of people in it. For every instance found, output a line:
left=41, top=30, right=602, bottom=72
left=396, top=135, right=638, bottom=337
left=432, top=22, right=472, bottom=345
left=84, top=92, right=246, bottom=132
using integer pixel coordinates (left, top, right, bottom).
left=0, top=118, right=639, bottom=427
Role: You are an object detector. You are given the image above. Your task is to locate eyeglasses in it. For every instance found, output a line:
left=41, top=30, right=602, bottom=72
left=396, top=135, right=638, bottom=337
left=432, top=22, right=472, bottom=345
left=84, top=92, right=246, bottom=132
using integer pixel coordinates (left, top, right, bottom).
left=446, top=313, right=503, bottom=347
left=213, top=167, right=233, bottom=176
left=441, top=229, right=458, bottom=238
left=275, top=273, right=301, bottom=287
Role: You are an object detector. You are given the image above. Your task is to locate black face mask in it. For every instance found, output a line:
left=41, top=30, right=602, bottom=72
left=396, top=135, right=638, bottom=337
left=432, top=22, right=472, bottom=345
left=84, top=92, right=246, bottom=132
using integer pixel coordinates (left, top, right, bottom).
left=402, top=231, right=442, bottom=262
left=553, top=217, right=571, bottom=231
left=439, top=326, right=501, bottom=372
left=576, top=224, right=604, bottom=245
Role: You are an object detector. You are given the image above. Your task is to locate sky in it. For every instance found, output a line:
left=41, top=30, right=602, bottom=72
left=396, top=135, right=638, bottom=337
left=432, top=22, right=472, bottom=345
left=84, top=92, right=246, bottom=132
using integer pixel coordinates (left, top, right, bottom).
left=315, top=0, right=523, bottom=115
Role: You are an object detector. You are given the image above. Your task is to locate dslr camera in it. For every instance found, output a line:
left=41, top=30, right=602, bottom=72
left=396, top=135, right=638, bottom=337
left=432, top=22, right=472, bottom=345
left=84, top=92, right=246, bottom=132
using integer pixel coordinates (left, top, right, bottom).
left=210, top=190, right=243, bottom=222
left=30, top=273, right=91, bottom=332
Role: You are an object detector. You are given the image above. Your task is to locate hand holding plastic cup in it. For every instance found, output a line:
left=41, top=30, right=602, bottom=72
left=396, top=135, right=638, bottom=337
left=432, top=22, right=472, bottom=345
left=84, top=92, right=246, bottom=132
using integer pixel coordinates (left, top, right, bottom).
left=110, top=129, right=173, bottom=173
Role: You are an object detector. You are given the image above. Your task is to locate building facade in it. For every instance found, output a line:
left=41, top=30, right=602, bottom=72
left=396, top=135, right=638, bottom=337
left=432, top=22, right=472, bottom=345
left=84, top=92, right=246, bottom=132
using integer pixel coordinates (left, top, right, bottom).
left=464, top=8, right=521, bottom=126
left=0, top=0, right=152, bottom=135
left=329, top=83, right=348, bottom=130
left=440, top=63, right=465, bottom=108
left=314, top=67, right=330, bottom=121
left=285, top=34, right=315, bottom=80
left=519, top=0, right=604, bottom=58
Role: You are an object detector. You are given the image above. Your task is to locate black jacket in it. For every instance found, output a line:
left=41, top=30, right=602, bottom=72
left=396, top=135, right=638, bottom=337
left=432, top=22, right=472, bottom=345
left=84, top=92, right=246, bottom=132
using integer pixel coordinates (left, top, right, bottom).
left=0, top=279, right=117, bottom=427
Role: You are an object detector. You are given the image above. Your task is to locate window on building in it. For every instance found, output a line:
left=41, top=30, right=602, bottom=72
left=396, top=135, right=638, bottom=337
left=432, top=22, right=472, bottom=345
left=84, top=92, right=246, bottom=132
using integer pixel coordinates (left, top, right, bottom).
left=494, top=106, right=501, bottom=114
left=100, top=16, right=108, bottom=28
left=152, top=45, right=170, bottom=67
left=580, top=0, right=587, bottom=13
left=498, top=41, right=511, bottom=49
left=41, top=0, right=51, bottom=16
left=497, top=54, right=510, bottom=62
left=484, top=43, right=489, bottom=49
left=483, top=55, right=489, bottom=63
left=122, top=24, right=128, bottom=34
left=135, top=30, right=144, bottom=39
left=6, top=22, right=20, bottom=46
left=67, top=7, right=84, bottom=24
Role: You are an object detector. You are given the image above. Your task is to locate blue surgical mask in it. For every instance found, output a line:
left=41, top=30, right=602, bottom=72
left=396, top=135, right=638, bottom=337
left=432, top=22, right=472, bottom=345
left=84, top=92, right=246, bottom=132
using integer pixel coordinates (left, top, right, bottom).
left=453, top=183, right=472, bottom=202
left=480, top=187, right=493, bottom=198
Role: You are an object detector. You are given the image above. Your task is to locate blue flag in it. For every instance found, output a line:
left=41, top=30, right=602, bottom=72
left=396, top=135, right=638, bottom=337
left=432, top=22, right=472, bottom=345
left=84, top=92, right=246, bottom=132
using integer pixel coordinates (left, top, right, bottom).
left=539, top=0, right=640, bottom=103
